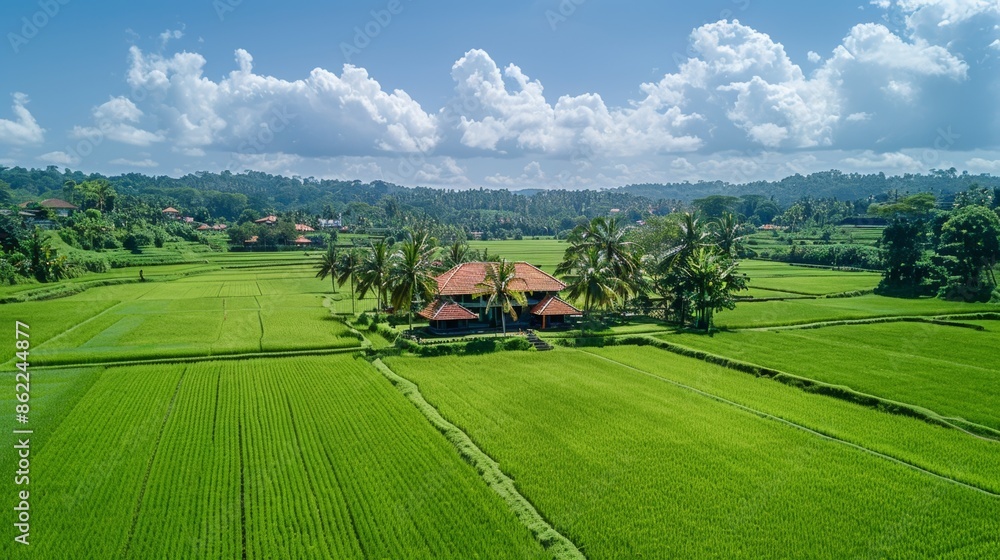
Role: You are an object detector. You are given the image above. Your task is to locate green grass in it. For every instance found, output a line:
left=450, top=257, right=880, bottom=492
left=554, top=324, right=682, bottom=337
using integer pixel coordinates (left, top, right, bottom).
left=0, top=356, right=551, bottom=559
left=19, top=265, right=363, bottom=366
left=714, top=294, right=999, bottom=328
left=586, top=345, right=1000, bottom=494
left=664, top=320, right=1000, bottom=430
left=467, top=239, right=566, bottom=272
left=386, top=351, right=1000, bottom=559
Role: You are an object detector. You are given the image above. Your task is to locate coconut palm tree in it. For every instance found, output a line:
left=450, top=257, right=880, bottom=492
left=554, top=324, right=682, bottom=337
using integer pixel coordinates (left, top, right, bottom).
left=559, top=247, right=618, bottom=316
left=679, top=247, right=747, bottom=330
left=389, top=231, right=437, bottom=332
left=713, top=212, right=745, bottom=259
left=559, top=216, right=641, bottom=306
left=336, top=248, right=362, bottom=314
left=472, top=259, right=528, bottom=336
left=356, top=239, right=392, bottom=313
left=442, top=240, right=470, bottom=269
left=315, top=244, right=339, bottom=294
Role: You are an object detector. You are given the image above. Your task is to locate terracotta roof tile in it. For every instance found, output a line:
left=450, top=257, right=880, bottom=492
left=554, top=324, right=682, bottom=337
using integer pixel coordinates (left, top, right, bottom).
left=435, top=262, right=565, bottom=296
left=295, top=223, right=315, bottom=231
left=530, top=295, right=582, bottom=317
left=418, top=299, right=478, bottom=321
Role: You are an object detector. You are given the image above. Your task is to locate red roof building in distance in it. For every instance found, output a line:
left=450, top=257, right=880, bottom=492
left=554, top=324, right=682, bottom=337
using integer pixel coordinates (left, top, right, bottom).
left=423, top=262, right=579, bottom=333
left=292, top=236, right=312, bottom=244
left=295, top=223, right=315, bottom=232
left=197, top=224, right=211, bottom=231
left=162, top=207, right=180, bottom=214
left=255, top=215, right=278, bottom=225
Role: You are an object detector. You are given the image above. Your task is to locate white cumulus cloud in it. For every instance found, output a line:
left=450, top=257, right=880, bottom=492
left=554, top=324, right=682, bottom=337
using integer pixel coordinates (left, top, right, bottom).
left=0, top=93, right=45, bottom=146
left=123, top=47, right=439, bottom=158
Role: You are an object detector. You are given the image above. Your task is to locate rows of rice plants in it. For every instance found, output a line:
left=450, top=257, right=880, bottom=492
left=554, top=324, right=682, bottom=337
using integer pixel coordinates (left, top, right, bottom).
left=0, top=299, right=118, bottom=362
left=666, top=320, right=1000, bottom=430
left=386, top=351, right=1000, bottom=559
left=1, top=356, right=551, bottom=558
left=714, top=294, right=999, bottom=328
left=258, top=296, right=360, bottom=351
left=467, top=239, right=566, bottom=271
left=586, top=345, right=1000, bottom=493
left=0, top=366, right=183, bottom=559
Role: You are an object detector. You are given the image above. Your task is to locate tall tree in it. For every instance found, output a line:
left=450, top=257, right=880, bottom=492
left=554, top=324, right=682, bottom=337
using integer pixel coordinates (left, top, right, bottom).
left=336, top=249, right=362, bottom=314
left=389, top=231, right=437, bottom=331
left=560, top=216, right=640, bottom=306
left=443, top=240, right=470, bottom=269
left=314, top=245, right=339, bottom=294
left=712, top=213, right=745, bottom=259
left=357, top=239, right=392, bottom=314
left=679, top=248, right=748, bottom=330
left=472, top=259, right=528, bottom=336
left=559, top=247, right=617, bottom=316
left=937, top=205, right=1000, bottom=300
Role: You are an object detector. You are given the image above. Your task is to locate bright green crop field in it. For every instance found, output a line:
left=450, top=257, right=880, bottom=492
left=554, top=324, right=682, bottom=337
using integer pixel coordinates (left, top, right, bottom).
left=3, top=242, right=1000, bottom=558
left=0, top=356, right=549, bottom=559
left=664, top=320, right=1000, bottom=431
left=385, top=351, right=1000, bottom=558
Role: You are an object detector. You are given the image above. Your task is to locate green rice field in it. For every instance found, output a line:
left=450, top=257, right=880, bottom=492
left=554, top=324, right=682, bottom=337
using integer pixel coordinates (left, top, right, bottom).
left=2, top=240, right=998, bottom=558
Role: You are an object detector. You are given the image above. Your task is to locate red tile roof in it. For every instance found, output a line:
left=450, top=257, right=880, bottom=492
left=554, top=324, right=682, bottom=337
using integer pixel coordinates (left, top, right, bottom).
left=295, top=223, right=315, bottom=232
left=435, top=262, right=565, bottom=296
left=418, top=299, right=478, bottom=321
left=197, top=224, right=211, bottom=230
left=293, top=236, right=312, bottom=244
left=255, top=215, right=278, bottom=224
left=531, top=295, right=582, bottom=317
left=162, top=207, right=180, bottom=213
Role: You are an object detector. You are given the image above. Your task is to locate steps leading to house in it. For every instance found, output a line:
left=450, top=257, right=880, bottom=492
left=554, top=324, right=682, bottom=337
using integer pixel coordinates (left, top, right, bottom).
left=526, top=330, right=553, bottom=351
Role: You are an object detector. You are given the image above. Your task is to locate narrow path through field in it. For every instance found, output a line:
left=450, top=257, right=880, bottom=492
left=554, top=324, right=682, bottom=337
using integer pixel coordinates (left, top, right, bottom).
left=371, top=359, right=587, bottom=560
left=579, top=349, right=1000, bottom=499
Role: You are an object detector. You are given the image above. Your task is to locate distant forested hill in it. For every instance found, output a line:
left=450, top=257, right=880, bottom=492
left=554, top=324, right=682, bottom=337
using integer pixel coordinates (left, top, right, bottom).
left=2, top=165, right=995, bottom=237
left=619, top=169, right=1000, bottom=206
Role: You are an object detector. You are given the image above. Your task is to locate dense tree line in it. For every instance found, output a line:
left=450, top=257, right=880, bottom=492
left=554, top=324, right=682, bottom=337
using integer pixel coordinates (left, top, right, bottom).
left=875, top=185, right=1000, bottom=301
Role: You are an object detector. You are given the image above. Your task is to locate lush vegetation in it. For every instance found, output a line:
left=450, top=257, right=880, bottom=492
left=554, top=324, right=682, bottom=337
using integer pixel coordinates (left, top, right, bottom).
left=665, top=320, right=1000, bottom=431
left=385, top=351, right=1000, bottom=558
left=0, top=356, right=549, bottom=559
left=4, top=161, right=1000, bottom=558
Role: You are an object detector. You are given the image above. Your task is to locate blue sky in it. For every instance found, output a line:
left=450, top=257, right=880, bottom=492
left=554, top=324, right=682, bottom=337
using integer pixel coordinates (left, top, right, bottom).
left=3, top=0, right=1000, bottom=189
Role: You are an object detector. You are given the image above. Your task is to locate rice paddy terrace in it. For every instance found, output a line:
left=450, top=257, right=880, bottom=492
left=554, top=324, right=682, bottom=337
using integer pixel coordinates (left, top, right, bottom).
left=2, top=245, right=998, bottom=558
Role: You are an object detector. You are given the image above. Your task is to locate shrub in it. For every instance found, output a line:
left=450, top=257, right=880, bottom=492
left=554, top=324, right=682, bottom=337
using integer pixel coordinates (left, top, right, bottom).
left=502, top=337, right=532, bottom=351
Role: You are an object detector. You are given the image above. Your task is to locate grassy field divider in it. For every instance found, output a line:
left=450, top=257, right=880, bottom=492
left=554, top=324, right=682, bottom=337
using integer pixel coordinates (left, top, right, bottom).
left=579, top=349, right=1000, bottom=498
left=0, top=269, right=221, bottom=304
left=743, top=315, right=988, bottom=332
left=371, top=359, right=586, bottom=560
left=25, top=346, right=364, bottom=371
left=560, top=334, right=1000, bottom=442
